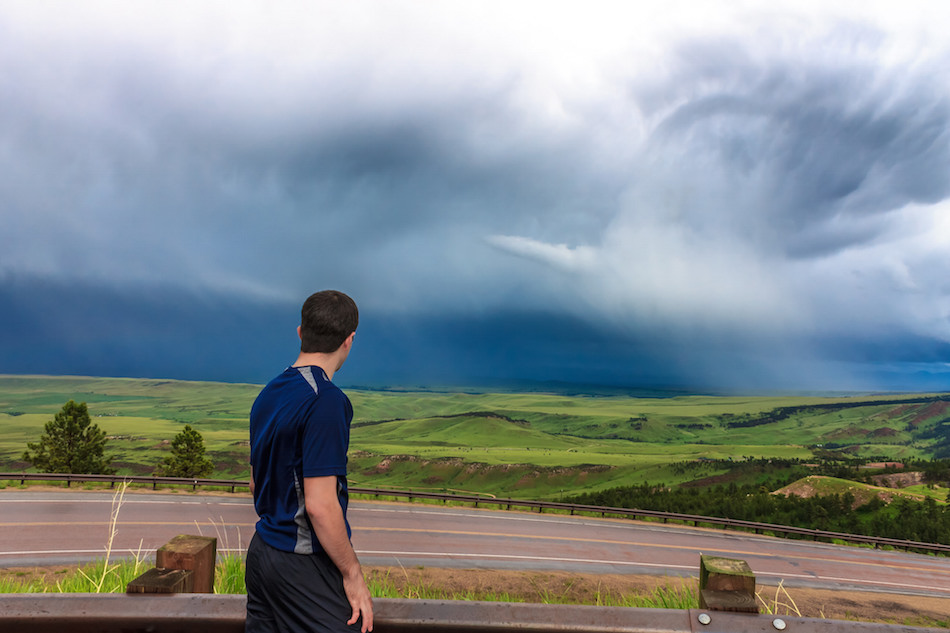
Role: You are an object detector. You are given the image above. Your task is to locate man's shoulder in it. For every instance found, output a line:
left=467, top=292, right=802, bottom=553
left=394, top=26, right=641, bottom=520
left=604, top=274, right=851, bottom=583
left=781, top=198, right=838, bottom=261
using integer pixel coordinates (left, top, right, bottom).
left=253, top=367, right=317, bottom=411
left=254, top=366, right=349, bottom=409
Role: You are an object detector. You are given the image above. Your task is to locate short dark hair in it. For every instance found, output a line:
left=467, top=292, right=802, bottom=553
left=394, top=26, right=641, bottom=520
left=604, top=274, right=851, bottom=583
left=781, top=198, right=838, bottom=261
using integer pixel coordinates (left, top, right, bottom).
left=299, top=290, right=359, bottom=353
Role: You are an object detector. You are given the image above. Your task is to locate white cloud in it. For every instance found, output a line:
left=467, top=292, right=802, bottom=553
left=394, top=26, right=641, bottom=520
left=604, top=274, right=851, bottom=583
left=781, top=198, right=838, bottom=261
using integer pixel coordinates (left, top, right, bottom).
left=791, top=200, right=950, bottom=341
left=486, top=235, right=597, bottom=272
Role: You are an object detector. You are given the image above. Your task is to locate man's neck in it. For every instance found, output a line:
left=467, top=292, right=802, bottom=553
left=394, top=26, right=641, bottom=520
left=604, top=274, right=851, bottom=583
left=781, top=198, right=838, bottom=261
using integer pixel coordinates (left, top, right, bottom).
left=293, top=352, right=340, bottom=381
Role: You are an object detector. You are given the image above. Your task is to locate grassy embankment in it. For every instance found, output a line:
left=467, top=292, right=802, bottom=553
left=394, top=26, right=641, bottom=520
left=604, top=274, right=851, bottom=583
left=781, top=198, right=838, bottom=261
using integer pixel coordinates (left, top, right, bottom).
left=0, top=375, right=948, bottom=499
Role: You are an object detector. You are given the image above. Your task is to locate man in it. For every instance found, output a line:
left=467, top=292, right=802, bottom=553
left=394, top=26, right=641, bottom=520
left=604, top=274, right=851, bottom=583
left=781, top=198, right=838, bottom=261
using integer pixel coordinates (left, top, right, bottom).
left=246, top=290, right=373, bottom=633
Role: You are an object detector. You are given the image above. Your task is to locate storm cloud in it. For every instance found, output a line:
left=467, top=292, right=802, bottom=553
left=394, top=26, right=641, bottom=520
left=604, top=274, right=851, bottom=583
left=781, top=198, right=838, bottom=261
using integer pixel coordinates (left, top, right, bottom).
left=2, top=1, right=950, bottom=392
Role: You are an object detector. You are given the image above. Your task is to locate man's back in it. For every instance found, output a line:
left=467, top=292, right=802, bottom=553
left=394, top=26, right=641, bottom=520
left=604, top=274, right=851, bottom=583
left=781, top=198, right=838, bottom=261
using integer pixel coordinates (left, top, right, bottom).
left=249, top=365, right=353, bottom=555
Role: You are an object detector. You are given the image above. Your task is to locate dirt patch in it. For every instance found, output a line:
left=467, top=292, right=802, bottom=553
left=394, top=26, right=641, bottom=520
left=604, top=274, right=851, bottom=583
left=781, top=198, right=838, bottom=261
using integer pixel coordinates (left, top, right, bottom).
left=775, top=478, right=820, bottom=500
left=871, top=471, right=925, bottom=489
left=773, top=476, right=933, bottom=507
left=911, top=401, right=950, bottom=427
left=863, top=462, right=906, bottom=470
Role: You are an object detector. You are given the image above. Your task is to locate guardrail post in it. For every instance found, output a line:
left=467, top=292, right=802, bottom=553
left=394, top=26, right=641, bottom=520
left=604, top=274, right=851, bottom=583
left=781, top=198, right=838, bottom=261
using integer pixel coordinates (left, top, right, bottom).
left=157, top=535, right=217, bottom=593
left=698, top=555, right=758, bottom=614
left=127, top=534, right=218, bottom=594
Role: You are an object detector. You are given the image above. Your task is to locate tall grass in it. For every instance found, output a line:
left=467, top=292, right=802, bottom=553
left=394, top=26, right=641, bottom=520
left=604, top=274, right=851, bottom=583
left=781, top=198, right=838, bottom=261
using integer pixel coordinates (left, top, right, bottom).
left=756, top=580, right=803, bottom=617
left=76, top=481, right=134, bottom=592
left=214, top=553, right=246, bottom=594
left=0, top=556, right=694, bottom=609
left=607, top=582, right=696, bottom=609
left=0, top=576, right=44, bottom=592
left=0, top=557, right=147, bottom=593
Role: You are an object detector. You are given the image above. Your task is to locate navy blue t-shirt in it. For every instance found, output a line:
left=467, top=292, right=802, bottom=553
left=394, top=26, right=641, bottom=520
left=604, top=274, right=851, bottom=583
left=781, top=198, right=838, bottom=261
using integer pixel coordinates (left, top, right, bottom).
left=249, top=365, right=352, bottom=554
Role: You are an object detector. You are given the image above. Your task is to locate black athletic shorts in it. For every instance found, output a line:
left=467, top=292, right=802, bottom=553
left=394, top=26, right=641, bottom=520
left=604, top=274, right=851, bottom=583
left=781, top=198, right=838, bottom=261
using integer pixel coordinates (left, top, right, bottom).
left=245, top=532, right=363, bottom=633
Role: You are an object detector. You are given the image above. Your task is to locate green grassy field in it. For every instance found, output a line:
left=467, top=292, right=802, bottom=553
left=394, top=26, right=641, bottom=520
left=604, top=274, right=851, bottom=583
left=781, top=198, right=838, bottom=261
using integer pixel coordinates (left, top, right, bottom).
left=1, top=375, right=948, bottom=499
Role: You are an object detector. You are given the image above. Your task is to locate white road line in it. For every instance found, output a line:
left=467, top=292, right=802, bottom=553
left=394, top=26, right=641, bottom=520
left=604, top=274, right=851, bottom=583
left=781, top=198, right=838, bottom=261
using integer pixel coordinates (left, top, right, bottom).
left=817, top=575, right=950, bottom=593
left=354, top=507, right=653, bottom=531
left=353, top=507, right=819, bottom=539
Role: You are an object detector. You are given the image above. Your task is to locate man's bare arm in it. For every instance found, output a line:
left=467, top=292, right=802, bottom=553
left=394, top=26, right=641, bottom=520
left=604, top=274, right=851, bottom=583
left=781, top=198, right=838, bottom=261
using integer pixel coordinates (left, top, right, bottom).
left=304, top=475, right=374, bottom=632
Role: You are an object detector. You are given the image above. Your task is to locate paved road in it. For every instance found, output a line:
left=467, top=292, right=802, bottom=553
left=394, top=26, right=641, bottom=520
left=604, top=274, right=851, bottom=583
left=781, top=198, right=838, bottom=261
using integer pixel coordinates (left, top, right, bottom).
left=1, top=490, right=948, bottom=598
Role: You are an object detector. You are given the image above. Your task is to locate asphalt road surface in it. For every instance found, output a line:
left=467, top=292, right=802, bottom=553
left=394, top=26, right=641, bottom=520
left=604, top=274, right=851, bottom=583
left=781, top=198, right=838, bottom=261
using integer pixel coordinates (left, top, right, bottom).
left=1, top=490, right=947, bottom=598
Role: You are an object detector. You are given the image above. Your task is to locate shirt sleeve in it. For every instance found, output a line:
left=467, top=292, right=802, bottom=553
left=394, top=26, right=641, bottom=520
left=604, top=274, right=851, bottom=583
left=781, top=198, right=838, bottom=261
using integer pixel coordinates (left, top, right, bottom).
left=300, top=388, right=351, bottom=478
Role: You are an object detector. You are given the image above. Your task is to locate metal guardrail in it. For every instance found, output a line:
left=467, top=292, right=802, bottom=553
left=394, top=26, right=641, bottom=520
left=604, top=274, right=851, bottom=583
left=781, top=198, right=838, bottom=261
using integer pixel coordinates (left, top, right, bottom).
left=0, top=472, right=250, bottom=493
left=1, top=594, right=946, bottom=633
left=2, top=473, right=948, bottom=554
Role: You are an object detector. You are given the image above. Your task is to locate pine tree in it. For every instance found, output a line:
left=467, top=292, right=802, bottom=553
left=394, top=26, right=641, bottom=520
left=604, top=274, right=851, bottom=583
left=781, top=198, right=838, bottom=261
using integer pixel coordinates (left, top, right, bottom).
left=156, top=425, right=214, bottom=478
left=23, top=400, right=115, bottom=474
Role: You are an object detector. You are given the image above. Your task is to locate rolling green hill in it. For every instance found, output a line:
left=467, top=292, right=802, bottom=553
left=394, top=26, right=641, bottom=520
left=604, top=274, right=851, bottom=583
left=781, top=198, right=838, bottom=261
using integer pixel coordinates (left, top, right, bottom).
left=1, top=375, right=948, bottom=499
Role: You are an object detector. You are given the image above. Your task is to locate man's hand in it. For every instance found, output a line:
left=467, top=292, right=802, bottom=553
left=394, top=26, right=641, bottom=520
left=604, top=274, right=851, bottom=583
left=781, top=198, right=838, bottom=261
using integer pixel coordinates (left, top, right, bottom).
left=343, top=567, right=374, bottom=632
left=304, top=475, right=374, bottom=632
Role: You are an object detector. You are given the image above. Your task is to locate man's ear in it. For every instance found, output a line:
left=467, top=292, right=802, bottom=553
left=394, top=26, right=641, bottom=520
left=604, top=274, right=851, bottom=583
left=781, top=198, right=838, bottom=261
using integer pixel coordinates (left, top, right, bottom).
left=297, top=325, right=303, bottom=340
left=337, top=331, right=355, bottom=355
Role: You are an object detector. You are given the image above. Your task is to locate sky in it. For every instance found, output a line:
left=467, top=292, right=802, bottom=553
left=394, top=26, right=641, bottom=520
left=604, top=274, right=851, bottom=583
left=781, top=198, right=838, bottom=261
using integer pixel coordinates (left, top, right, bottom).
left=2, top=1, right=950, bottom=393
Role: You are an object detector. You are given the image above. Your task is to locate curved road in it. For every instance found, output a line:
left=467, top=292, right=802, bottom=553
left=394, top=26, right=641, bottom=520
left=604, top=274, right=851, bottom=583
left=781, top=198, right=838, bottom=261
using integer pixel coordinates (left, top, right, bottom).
left=1, top=490, right=948, bottom=598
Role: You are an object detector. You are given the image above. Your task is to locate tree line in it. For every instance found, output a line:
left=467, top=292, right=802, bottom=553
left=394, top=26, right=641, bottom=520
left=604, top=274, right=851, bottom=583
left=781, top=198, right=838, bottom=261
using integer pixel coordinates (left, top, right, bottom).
left=22, top=400, right=215, bottom=478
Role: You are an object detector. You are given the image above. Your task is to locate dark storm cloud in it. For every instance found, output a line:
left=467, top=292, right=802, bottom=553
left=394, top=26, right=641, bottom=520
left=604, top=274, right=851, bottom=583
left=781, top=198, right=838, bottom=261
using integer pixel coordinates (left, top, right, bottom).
left=11, top=273, right=897, bottom=393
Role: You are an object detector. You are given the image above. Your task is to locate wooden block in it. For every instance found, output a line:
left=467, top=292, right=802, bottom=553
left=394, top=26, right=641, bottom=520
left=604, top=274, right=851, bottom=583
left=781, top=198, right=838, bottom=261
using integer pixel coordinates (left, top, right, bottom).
left=156, top=535, right=217, bottom=594
left=126, top=567, right=194, bottom=594
left=699, top=555, right=758, bottom=613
